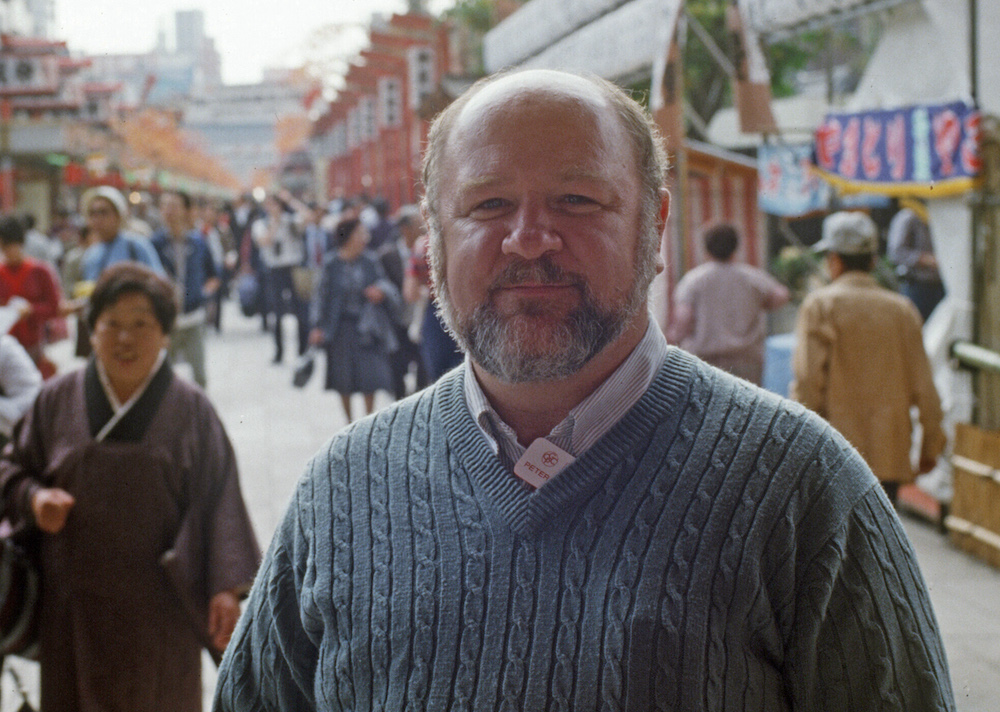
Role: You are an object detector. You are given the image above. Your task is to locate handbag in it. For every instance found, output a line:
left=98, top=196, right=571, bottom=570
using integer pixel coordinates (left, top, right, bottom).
left=292, top=347, right=318, bottom=388
left=290, top=266, right=316, bottom=302
left=0, top=520, right=40, bottom=659
left=357, top=301, right=399, bottom=354
left=237, top=272, right=262, bottom=317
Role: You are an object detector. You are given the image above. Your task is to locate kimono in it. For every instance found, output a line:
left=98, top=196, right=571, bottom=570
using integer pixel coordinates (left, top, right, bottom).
left=0, top=358, right=261, bottom=712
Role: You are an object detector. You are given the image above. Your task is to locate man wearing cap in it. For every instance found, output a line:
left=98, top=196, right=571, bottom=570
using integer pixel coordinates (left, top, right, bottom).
left=80, top=186, right=164, bottom=283
left=790, top=210, right=946, bottom=504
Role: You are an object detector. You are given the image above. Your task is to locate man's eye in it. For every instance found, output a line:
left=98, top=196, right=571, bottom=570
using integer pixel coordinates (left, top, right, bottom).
left=562, top=194, right=601, bottom=211
left=473, top=198, right=508, bottom=212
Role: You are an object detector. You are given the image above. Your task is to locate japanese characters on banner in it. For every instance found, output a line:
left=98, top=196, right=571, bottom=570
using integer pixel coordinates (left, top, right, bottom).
left=758, top=143, right=831, bottom=216
left=813, top=101, right=981, bottom=197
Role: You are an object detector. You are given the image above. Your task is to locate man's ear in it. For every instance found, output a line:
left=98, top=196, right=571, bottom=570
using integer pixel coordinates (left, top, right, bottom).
left=655, top=189, right=670, bottom=275
left=658, top=189, right=670, bottom=234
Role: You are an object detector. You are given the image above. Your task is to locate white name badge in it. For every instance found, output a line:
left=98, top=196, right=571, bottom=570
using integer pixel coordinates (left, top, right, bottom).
left=513, top=438, right=576, bottom=489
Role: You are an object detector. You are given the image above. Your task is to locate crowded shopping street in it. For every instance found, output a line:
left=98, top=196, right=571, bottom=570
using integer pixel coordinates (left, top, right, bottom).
left=1, top=0, right=1000, bottom=710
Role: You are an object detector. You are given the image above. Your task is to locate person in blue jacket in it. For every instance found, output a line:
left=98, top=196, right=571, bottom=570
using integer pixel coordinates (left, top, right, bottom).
left=151, top=189, right=220, bottom=388
left=80, top=186, right=164, bottom=282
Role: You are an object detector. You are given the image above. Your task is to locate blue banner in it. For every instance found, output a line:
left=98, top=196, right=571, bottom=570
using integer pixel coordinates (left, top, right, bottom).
left=813, top=101, right=981, bottom=197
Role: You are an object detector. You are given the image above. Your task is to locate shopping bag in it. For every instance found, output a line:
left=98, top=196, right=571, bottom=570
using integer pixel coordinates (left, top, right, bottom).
left=292, top=347, right=318, bottom=388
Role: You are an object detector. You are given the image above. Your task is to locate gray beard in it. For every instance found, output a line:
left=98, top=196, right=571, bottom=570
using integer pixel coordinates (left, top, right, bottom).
left=440, top=257, right=639, bottom=383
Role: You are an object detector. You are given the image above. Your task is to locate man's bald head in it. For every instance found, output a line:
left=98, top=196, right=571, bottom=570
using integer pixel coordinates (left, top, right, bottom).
left=421, top=69, right=668, bottom=272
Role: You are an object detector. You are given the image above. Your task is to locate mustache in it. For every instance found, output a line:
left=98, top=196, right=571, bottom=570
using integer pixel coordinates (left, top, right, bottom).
left=489, top=257, right=585, bottom=291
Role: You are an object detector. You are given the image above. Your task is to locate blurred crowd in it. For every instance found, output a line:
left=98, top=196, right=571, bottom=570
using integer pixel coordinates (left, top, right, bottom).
left=0, top=185, right=466, bottom=708
left=0, top=185, right=465, bottom=429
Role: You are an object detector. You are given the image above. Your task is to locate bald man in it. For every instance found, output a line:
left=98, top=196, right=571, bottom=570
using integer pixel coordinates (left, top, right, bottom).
left=215, top=70, right=954, bottom=712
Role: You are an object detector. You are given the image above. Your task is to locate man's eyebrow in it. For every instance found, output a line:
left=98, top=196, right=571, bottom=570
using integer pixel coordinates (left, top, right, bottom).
left=557, top=169, right=614, bottom=185
left=456, top=175, right=507, bottom=193
left=457, top=170, right=613, bottom=192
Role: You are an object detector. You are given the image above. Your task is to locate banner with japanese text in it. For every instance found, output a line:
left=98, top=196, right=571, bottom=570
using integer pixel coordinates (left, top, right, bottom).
left=813, top=101, right=981, bottom=197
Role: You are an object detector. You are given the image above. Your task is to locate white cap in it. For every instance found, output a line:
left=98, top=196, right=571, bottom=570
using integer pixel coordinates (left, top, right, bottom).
left=81, top=186, right=128, bottom=218
left=813, top=211, right=878, bottom=255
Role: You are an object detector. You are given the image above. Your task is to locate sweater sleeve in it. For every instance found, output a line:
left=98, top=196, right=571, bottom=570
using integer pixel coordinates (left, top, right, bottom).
left=213, top=464, right=323, bottom=712
left=787, top=485, right=955, bottom=711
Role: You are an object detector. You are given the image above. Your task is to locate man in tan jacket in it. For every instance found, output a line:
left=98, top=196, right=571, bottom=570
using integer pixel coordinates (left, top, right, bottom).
left=790, top=210, right=946, bottom=504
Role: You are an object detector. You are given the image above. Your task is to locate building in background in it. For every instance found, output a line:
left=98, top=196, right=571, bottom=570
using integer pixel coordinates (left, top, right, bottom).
left=77, top=8, right=221, bottom=107
left=183, top=75, right=311, bottom=190
left=0, top=0, right=51, bottom=38
left=0, top=4, right=240, bottom=229
left=309, top=12, right=453, bottom=211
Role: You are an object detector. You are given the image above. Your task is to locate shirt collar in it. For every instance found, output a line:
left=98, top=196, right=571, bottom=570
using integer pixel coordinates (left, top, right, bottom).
left=464, top=319, right=669, bottom=462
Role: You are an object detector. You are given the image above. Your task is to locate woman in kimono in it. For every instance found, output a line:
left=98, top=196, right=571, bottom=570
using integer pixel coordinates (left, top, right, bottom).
left=0, top=262, right=260, bottom=712
left=309, top=218, right=401, bottom=422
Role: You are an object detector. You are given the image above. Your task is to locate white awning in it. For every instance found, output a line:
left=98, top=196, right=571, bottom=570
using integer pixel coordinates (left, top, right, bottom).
left=743, top=0, right=917, bottom=39
left=484, top=0, right=680, bottom=80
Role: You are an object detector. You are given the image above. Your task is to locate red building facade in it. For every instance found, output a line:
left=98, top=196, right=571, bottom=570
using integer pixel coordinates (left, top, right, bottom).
left=311, top=14, right=451, bottom=211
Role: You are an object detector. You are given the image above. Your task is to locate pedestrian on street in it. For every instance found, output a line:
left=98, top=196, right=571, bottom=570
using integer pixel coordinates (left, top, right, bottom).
left=790, top=210, right=947, bottom=505
left=215, top=69, right=955, bottom=711
left=308, top=218, right=401, bottom=422
left=0, top=333, right=40, bottom=448
left=151, top=189, right=221, bottom=388
left=365, top=195, right=397, bottom=252
left=229, top=193, right=267, bottom=331
left=404, top=231, right=463, bottom=381
left=252, top=193, right=308, bottom=363
left=668, top=222, right=789, bottom=385
left=378, top=204, right=426, bottom=398
left=0, top=263, right=260, bottom=711
left=198, top=198, right=237, bottom=333
left=0, top=215, right=63, bottom=379
left=79, top=186, right=164, bottom=282
left=887, top=196, right=945, bottom=321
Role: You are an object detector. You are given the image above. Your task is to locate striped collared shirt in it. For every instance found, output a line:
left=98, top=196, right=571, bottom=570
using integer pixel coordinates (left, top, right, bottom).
left=464, top=320, right=670, bottom=471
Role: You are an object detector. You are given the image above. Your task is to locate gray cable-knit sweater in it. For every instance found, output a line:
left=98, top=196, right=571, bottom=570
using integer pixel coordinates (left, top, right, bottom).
left=214, top=349, right=954, bottom=711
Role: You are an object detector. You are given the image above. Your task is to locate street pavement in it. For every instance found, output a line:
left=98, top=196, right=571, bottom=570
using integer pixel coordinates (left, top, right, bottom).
left=3, top=299, right=1000, bottom=710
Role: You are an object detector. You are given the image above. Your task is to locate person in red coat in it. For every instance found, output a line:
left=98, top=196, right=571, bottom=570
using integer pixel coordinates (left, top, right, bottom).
left=0, top=215, right=61, bottom=378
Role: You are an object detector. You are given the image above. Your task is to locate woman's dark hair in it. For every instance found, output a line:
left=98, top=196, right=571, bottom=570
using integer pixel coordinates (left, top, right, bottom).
left=332, top=218, right=361, bottom=249
left=0, top=215, right=26, bottom=246
left=86, top=262, right=178, bottom=333
left=704, top=224, right=739, bottom=261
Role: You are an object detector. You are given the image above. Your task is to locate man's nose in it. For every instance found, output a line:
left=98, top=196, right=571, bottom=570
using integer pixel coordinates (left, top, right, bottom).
left=116, top=327, right=136, bottom=344
left=501, top=202, right=562, bottom=260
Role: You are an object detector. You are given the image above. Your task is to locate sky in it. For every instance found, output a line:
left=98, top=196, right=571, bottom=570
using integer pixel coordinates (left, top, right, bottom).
left=53, top=0, right=456, bottom=86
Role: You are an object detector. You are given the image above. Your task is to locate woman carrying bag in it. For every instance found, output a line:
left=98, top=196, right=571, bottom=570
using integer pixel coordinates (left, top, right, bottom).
left=309, top=218, right=401, bottom=422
